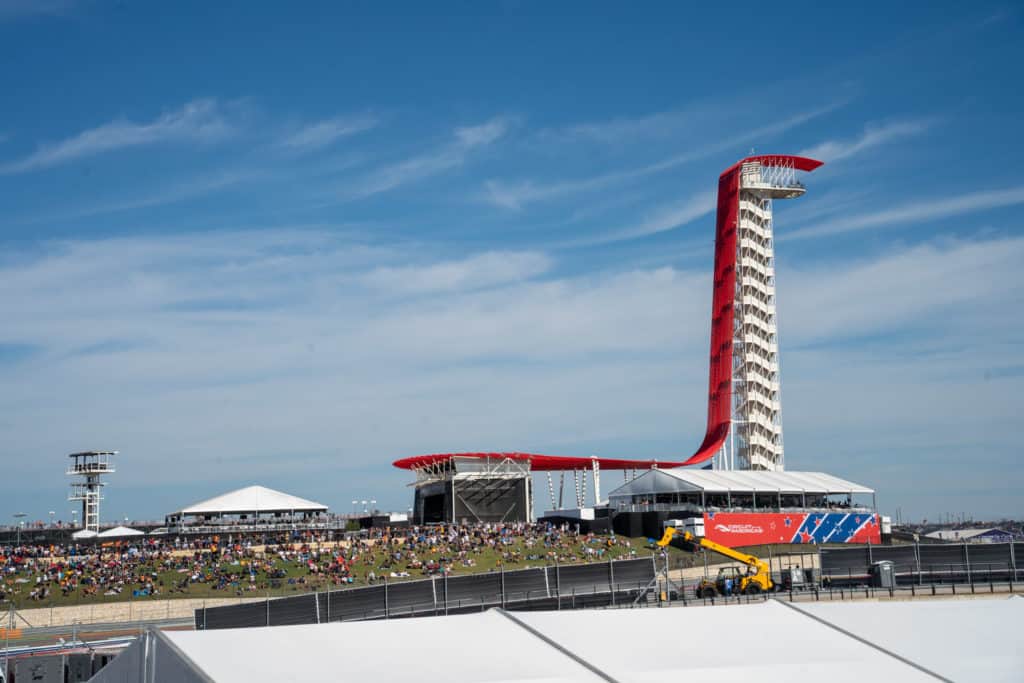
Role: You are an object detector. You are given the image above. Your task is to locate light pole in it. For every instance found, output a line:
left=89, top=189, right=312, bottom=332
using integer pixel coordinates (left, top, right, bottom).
left=370, top=500, right=377, bottom=514
left=351, top=500, right=357, bottom=516
left=361, top=500, right=368, bottom=514
left=71, top=510, right=78, bottom=529
left=13, top=513, right=27, bottom=546
left=49, top=511, right=55, bottom=528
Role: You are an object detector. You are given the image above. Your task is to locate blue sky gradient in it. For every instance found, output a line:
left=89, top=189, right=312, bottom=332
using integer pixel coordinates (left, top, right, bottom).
left=1, top=1, right=1022, bottom=524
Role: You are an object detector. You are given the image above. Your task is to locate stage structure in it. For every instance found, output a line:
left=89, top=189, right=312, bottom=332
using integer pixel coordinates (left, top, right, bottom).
left=67, top=450, right=118, bottom=532
left=395, top=453, right=686, bottom=524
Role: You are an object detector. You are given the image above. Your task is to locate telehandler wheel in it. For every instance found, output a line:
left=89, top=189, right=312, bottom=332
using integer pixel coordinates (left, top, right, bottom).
left=744, top=583, right=762, bottom=595
left=696, top=585, right=717, bottom=599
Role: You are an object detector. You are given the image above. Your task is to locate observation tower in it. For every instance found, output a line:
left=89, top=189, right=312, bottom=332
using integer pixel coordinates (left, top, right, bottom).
left=67, top=450, right=118, bottom=531
left=680, top=155, right=823, bottom=471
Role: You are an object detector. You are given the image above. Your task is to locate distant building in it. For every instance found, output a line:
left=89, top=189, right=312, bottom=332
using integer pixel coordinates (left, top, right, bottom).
left=924, top=528, right=1015, bottom=544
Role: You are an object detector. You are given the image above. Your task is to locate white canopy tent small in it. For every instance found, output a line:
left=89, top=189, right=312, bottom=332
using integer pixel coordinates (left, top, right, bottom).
left=167, top=485, right=328, bottom=527
left=71, top=529, right=97, bottom=540
left=97, top=525, right=145, bottom=538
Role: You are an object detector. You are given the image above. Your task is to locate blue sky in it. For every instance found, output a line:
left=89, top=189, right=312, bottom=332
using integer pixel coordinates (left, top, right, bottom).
left=1, top=1, right=1022, bottom=525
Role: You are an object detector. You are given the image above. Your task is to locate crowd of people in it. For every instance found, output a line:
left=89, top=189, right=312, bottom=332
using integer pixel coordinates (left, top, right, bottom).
left=0, top=523, right=642, bottom=608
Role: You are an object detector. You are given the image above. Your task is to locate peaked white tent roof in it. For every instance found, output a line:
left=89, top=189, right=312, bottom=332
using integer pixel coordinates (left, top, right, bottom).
left=97, top=525, right=145, bottom=538
left=71, top=529, right=97, bottom=539
left=608, top=469, right=874, bottom=498
left=175, top=485, right=327, bottom=516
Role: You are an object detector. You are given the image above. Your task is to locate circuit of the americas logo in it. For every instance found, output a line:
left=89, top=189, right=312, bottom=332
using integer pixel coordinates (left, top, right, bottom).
left=715, top=523, right=765, bottom=534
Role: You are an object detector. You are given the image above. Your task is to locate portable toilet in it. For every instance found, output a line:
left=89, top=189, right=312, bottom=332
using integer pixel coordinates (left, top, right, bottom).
left=870, top=560, right=895, bottom=589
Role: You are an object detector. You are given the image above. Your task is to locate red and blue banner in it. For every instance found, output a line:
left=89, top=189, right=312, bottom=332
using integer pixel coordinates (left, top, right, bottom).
left=703, top=512, right=880, bottom=546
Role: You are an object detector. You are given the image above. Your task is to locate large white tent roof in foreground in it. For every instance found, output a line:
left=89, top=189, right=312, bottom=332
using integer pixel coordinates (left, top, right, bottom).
left=173, top=485, right=327, bottom=516
left=93, top=596, right=1022, bottom=682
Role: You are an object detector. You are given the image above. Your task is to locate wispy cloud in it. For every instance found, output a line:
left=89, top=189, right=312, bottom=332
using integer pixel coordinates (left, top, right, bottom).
left=800, top=119, right=933, bottom=163
left=0, top=99, right=233, bottom=174
left=0, top=0, right=77, bottom=21
left=360, top=251, right=552, bottom=295
left=18, top=169, right=263, bottom=224
left=785, top=185, right=1024, bottom=240
left=484, top=100, right=845, bottom=210
left=562, top=191, right=717, bottom=248
left=278, top=115, right=378, bottom=152
left=340, top=117, right=510, bottom=200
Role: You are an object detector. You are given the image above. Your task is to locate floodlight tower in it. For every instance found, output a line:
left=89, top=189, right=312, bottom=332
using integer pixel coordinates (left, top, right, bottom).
left=67, top=450, right=118, bottom=532
left=723, top=159, right=810, bottom=471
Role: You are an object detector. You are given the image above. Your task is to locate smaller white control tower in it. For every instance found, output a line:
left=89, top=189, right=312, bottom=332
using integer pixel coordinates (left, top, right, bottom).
left=67, top=450, right=118, bottom=532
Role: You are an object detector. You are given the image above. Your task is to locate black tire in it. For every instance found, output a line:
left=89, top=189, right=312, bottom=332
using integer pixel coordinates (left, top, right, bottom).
left=697, top=585, right=717, bottom=599
left=745, top=583, right=762, bottom=595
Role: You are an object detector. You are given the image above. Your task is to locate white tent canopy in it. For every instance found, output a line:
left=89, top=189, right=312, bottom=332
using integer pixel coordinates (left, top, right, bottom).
left=97, top=525, right=145, bottom=538
left=92, top=597, right=1023, bottom=682
left=608, top=469, right=874, bottom=498
left=71, top=529, right=97, bottom=540
left=172, top=485, right=328, bottom=517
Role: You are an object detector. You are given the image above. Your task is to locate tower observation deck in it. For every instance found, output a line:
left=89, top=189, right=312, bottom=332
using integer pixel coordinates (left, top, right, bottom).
left=67, top=450, right=118, bottom=532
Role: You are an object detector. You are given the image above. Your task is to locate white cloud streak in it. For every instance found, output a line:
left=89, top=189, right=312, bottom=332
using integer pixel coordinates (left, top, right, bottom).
left=278, top=115, right=378, bottom=151
left=799, top=119, right=932, bottom=163
left=360, top=251, right=552, bottom=295
left=0, top=0, right=77, bottom=20
left=559, top=191, right=717, bottom=248
left=340, top=117, right=510, bottom=200
left=0, top=99, right=233, bottom=174
left=785, top=185, right=1024, bottom=240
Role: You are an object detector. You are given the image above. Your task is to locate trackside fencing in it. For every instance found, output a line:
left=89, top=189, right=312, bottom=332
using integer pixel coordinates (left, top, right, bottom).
left=821, top=541, right=1023, bottom=586
left=195, top=557, right=656, bottom=630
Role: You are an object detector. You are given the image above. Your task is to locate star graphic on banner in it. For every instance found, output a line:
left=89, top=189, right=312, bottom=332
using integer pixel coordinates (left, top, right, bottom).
left=814, top=517, right=823, bottom=526
left=784, top=517, right=792, bottom=527
left=799, top=532, right=813, bottom=543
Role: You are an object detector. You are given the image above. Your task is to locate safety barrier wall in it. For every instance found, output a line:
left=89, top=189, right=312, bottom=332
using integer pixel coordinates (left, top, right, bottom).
left=195, top=557, right=656, bottom=630
left=821, top=542, right=1022, bottom=585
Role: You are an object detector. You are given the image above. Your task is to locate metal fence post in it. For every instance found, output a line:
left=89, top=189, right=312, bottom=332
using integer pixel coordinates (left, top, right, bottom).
left=266, top=593, right=270, bottom=626
left=1010, top=541, right=1017, bottom=582
left=444, top=571, right=449, bottom=615
left=555, top=557, right=561, bottom=599
left=915, top=541, right=922, bottom=585
left=609, top=559, right=615, bottom=607
left=384, top=575, right=389, bottom=619
left=500, top=564, right=506, bottom=608
left=964, top=542, right=972, bottom=589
